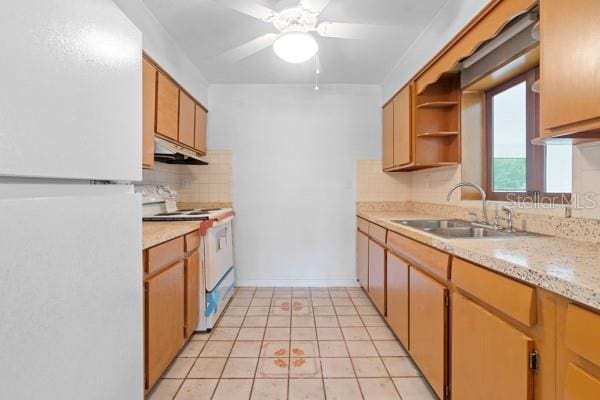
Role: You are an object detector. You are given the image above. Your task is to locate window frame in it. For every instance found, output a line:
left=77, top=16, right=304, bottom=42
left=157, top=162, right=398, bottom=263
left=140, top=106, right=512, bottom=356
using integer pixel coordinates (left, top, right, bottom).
left=484, top=68, right=570, bottom=204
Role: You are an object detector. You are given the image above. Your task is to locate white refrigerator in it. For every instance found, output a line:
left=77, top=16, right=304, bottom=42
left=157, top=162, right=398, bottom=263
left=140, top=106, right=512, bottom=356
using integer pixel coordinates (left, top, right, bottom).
left=0, top=1, right=143, bottom=399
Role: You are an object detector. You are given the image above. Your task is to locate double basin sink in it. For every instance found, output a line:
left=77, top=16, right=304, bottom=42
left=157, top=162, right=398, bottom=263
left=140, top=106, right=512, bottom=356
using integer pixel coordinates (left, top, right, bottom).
left=392, top=219, right=537, bottom=239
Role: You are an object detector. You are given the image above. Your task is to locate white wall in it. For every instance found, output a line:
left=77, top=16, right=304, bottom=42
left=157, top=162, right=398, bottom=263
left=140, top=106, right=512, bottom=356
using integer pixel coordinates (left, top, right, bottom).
left=382, top=0, right=489, bottom=103
left=113, top=0, right=209, bottom=105
left=208, top=85, right=382, bottom=286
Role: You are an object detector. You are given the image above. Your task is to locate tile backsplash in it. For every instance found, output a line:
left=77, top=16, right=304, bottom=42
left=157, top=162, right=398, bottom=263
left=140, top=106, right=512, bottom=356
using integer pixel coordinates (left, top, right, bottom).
left=356, top=160, right=410, bottom=202
left=572, top=141, right=600, bottom=220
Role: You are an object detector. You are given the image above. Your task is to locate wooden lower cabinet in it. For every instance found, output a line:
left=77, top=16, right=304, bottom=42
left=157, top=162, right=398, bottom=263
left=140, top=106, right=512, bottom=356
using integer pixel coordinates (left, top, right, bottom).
left=357, top=230, right=369, bottom=290
left=386, top=252, right=409, bottom=348
left=184, top=251, right=200, bottom=339
left=409, top=267, right=447, bottom=399
left=452, top=293, right=534, bottom=400
left=368, top=239, right=386, bottom=315
left=146, top=261, right=185, bottom=390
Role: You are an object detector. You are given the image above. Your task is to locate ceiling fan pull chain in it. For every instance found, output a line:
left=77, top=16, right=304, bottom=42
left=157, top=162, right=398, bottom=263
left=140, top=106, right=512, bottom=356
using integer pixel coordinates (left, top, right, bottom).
left=314, top=54, right=320, bottom=91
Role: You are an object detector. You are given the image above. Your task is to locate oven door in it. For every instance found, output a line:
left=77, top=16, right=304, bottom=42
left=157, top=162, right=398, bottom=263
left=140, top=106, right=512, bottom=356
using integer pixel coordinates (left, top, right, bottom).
left=205, top=217, right=234, bottom=292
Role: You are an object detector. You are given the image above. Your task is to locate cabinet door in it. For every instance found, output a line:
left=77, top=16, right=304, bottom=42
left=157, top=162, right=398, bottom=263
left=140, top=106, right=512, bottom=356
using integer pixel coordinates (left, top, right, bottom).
left=185, top=251, right=200, bottom=338
left=178, top=91, right=195, bottom=148
left=386, top=253, right=409, bottom=347
left=409, top=267, right=447, bottom=399
left=540, top=0, right=600, bottom=136
left=357, top=230, right=369, bottom=291
left=156, top=72, right=179, bottom=141
left=368, top=239, right=386, bottom=315
left=393, top=85, right=411, bottom=166
left=194, top=104, right=207, bottom=154
left=382, top=101, right=394, bottom=170
left=452, top=293, right=534, bottom=400
left=142, top=59, right=156, bottom=169
left=146, top=261, right=185, bottom=390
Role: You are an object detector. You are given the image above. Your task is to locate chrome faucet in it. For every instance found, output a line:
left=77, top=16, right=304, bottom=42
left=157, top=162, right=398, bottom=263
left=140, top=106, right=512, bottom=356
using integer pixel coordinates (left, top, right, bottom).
left=446, top=182, right=489, bottom=225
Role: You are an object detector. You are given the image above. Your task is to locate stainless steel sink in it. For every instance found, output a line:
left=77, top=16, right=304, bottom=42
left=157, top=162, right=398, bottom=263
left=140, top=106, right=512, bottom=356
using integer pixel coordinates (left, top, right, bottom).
left=392, top=219, right=539, bottom=239
left=426, top=227, right=512, bottom=238
left=392, top=219, right=470, bottom=230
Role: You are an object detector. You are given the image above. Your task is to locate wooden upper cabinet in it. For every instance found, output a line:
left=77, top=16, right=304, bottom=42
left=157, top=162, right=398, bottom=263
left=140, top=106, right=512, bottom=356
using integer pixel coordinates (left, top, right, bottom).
left=368, top=239, right=386, bottom=315
left=540, top=0, right=600, bottom=138
left=409, top=267, right=447, bottom=399
left=382, top=101, right=394, bottom=170
left=178, top=91, right=195, bottom=148
left=142, top=59, right=156, bottom=169
left=452, top=293, right=534, bottom=400
left=393, top=85, right=412, bottom=166
left=386, top=252, right=409, bottom=348
left=156, top=72, right=179, bottom=141
left=194, top=104, right=207, bottom=154
left=357, top=230, right=369, bottom=291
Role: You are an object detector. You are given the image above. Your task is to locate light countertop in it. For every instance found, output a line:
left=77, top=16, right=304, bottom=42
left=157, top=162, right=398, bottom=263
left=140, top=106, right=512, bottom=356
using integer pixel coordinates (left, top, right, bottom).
left=143, top=221, right=202, bottom=250
left=358, top=210, right=600, bottom=310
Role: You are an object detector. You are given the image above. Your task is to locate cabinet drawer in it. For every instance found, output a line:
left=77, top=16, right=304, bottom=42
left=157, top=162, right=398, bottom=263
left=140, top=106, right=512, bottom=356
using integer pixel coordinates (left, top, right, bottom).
left=564, top=363, right=600, bottom=400
left=147, top=237, right=184, bottom=275
left=368, top=223, right=387, bottom=244
left=185, top=230, right=200, bottom=252
left=387, top=231, right=450, bottom=280
left=452, top=258, right=536, bottom=327
left=357, top=217, right=369, bottom=233
left=565, top=304, right=600, bottom=366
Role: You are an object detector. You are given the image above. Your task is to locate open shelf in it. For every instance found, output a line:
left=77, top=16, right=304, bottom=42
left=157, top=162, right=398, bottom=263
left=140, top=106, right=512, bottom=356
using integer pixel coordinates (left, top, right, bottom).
left=416, top=131, right=459, bottom=137
left=416, top=101, right=459, bottom=109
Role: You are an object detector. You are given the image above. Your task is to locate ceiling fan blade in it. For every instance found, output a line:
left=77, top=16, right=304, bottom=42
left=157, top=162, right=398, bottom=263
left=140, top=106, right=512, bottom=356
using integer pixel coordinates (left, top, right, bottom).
left=216, top=0, right=277, bottom=21
left=216, top=33, right=278, bottom=63
left=299, top=0, right=331, bottom=15
left=317, top=21, right=397, bottom=40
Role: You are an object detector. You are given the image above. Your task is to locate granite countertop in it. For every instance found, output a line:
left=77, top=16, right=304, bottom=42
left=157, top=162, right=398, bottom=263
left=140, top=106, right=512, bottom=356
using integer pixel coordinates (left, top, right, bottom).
left=358, top=210, right=600, bottom=310
left=143, top=221, right=202, bottom=250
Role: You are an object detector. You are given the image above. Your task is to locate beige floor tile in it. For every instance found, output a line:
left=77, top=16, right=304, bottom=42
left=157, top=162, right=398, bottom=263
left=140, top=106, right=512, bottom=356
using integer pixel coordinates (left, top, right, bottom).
left=317, top=327, right=344, bottom=340
left=311, top=291, right=331, bottom=298
left=243, top=316, right=268, bottom=327
left=329, top=291, right=349, bottom=298
left=291, top=306, right=313, bottom=316
left=256, top=358, right=289, bottom=378
left=291, top=327, right=317, bottom=341
left=289, top=379, right=324, bottom=400
left=230, top=341, right=262, bottom=358
left=315, top=316, right=339, bottom=327
left=313, top=306, right=336, bottom=316
left=341, top=326, right=370, bottom=341
left=361, top=315, right=387, bottom=326
left=312, top=297, right=333, bottom=306
left=373, top=341, right=407, bottom=357
left=147, top=379, right=182, bottom=400
left=255, top=291, right=275, bottom=298
left=346, top=341, right=378, bottom=357
left=289, top=357, right=321, bottom=378
left=335, top=306, right=358, bottom=316
left=234, top=291, right=254, bottom=299
left=191, top=332, right=212, bottom=341
left=246, top=307, right=270, bottom=316
left=264, top=327, right=291, bottom=340
left=251, top=298, right=272, bottom=307
left=320, top=358, right=355, bottom=378
left=187, top=357, right=227, bottom=378
left=352, top=357, right=389, bottom=378
left=272, top=298, right=292, bottom=307
left=174, top=379, right=218, bottom=400
left=218, top=316, right=245, bottom=327
left=332, top=297, right=353, bottom=306
left=237, top=327, right=265, bottom=341
left=359, top=378, right=401, bottom=400
left=393, top=377, right=437, bottom=399
left=338, top=315, right=364, bottom=327
left=261, top=341, right=290, bottom=358
left=292, top=316, right=315, bottom=327
left=230, top=297, right=252, bottom=307
left=348, top=290, right=368, bottom=298
left=292, top=291, right=309, bottom=298
left=250, top=379, right=288, bottom=400
left=291, top=341, right=319, bottom=357
left=351, top=297, right=373, bottom=306
left=222, top=357, right=259, bottom=378
left=179, top=340, right=205, bottom=357
left=267, top=316, right=291, bottom=327
left=367, top=326, right=395, bottom=340
left=225, top=306, right=249, bottom=316
left=212, top=378, right=253, bottom=400
left=324, top=378, right=363, bottom=400
left=356, top=306, right=379, bottom=316
left=270, top=306, right=291, bottom=316
left=210, top=327, right=240, bottom=341
left=163, top=357, right=195, bottom=378
left=383, top=357, right=421, bottom=377
left=318, top=341, right=349, bottom=357
left=292, top=298, right=310, bottom=307
left=200, top=341, right=234, bottom=357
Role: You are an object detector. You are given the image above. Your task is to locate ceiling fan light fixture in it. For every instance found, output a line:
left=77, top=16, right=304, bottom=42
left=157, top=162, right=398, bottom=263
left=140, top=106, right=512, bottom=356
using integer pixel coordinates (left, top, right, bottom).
left=273, top=31, right=318, bottom=63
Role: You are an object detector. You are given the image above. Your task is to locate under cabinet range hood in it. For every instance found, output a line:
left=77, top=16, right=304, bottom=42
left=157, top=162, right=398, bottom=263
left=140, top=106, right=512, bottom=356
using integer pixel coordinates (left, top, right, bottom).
left=154, top=137, right=208, bottom=165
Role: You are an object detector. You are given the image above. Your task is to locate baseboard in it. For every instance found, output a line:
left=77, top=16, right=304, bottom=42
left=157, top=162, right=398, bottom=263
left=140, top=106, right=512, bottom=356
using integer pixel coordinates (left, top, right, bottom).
left=235, top=279, right=360, bottom=288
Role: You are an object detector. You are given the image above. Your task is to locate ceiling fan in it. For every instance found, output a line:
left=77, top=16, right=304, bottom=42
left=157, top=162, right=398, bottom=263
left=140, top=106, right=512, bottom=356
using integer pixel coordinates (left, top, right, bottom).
left=215, top=0, right=393, bottom=64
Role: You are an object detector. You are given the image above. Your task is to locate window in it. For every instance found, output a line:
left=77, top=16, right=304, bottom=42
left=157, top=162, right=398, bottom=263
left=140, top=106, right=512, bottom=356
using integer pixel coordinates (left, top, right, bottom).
left=485, top=69, right=571, bottom=202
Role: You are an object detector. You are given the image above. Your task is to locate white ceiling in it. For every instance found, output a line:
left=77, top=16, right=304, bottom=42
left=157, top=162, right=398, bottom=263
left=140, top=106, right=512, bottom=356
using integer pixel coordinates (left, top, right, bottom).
left=143, top=0, right=448, bottom=84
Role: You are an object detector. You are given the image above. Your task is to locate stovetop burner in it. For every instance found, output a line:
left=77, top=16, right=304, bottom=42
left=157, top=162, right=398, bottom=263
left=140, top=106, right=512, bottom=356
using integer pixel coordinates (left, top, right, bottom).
left=155, top=212, right=183, bottom=216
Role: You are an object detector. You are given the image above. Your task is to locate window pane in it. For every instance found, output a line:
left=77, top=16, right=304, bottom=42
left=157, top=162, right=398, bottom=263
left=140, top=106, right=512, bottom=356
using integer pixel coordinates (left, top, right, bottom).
left=546, top=144, right=572, bottom=193
left=492, top=81, right=527, bottom=192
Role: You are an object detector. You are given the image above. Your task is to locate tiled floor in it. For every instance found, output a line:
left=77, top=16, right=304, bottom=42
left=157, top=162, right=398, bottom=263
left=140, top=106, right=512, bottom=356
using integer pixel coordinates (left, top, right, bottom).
left=148, top=287, right=437, bottom=400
